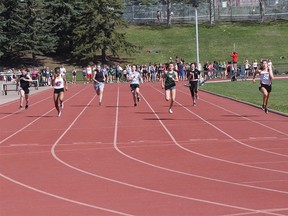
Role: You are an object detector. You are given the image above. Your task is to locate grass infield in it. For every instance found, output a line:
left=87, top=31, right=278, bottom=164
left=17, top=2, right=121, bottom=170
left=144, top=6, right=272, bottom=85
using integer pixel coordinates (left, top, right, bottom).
left=199, top=79, right=288, bottom=115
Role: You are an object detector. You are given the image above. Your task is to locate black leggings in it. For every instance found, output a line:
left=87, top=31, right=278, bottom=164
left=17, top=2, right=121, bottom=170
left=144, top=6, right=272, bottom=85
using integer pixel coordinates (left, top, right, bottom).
left=189, top=81, right=198, bottom=97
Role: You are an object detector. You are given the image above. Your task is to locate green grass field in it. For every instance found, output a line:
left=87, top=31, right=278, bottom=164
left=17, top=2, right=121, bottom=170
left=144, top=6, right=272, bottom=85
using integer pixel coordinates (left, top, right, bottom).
left=199, top=79, right=288, bottom=114
left=63, top=21, right=288, bottom=115
left=120, top=21, right=288, bottom=73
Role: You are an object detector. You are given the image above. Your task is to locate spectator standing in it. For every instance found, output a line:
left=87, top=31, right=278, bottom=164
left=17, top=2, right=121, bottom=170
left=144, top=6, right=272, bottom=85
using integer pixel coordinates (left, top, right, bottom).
left=60, top=65, right=66, bottom=76
left=116, top=64, right=122, bottom=83
left=267, top=59, right=273, bottom=71
left=40, top=66, right=47, bottom=85
left=82, top=67, right=87, bottom=84
left=108, top=64, right=115, bottom=83
left=243, top=58, right=251, bottom=79
left=252, top=59, right=258, bottom=76
left=86, top=64, right=92, bottom=83
left=178, top=61, right=185, bottom=81
left=162, top=62, right=179, bottom=114
left=230, top=51, right=239, bottom=73
left=72, top=67, right=77, bottom=84
left=156, top=10, right=161, bottom=23
left=252, top=59, right=274, bottom=114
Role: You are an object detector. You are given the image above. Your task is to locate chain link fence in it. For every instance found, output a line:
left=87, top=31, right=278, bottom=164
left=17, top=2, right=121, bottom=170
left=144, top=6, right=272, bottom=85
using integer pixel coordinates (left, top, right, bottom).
left=123, top=0, right=288, bottom=24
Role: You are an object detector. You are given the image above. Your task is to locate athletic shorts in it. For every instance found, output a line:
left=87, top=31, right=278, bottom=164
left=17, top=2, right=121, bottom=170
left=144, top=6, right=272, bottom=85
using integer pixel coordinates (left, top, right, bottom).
left=20, top=87, right=30, bottom=95
left=165, top=84, right=176, bottom=91
left=94, top=82, right=105, bottom=91
left=259, top=84, right=272, bottom=93
left=54, top=88, right=64, bottom=94
left=130, top=84, right=139, bottom=91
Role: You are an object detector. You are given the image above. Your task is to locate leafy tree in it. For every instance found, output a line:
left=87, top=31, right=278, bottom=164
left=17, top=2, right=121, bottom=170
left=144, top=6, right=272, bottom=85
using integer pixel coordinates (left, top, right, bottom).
left=72, top=0, right=140, bottom=63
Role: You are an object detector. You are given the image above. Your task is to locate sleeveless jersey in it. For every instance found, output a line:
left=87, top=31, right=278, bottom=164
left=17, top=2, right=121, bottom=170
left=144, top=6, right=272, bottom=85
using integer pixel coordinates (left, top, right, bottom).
left=165, top=71, right=176, bottom=87
left=260, top=71, right=271, bottom=85
left=94, top=71, right=105, bottom=82
left=130, top=71, right=141, bottom=84
left=19, top=74, right=30, bottom=89
left=54, top=76, right=65, bottom=89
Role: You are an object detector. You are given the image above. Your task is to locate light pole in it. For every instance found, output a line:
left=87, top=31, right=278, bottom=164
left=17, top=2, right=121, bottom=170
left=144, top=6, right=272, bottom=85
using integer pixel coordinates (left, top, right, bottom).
left=192, top=0, right=200, bottom=69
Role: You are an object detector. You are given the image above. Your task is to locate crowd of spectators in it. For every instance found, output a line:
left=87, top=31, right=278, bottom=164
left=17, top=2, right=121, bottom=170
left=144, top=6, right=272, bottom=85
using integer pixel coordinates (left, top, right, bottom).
left=0, top=55, right=274, bottom=85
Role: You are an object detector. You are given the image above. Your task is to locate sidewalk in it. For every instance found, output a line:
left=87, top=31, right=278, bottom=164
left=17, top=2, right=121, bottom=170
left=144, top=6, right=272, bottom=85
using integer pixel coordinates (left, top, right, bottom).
left=0, top=83, right=51, bottom=105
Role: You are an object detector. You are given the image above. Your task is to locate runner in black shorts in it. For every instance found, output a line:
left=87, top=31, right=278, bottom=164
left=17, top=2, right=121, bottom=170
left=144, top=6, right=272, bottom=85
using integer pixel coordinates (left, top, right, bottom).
left=129, top=65, right=143, bottom=107
left=17, top=68, right=32, bottom=109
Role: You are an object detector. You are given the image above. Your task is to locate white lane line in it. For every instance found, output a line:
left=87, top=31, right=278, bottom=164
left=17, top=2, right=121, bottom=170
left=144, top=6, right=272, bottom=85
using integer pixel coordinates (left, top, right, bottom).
left=111, top=85, right=286, bottom=215
left=151, top=86, right=288, bottom=169
left=0, top=173, right=132, bottom=216
left=0, top=85, right=88, bottom=145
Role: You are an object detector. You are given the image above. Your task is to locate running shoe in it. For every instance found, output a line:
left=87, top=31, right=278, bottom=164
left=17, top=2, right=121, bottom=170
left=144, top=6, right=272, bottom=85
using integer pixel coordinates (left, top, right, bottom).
left=134, top=103, right=137, bottom=107
left=184, top=83, right=191, bottom=87
left=58, top=111, right=61, bottom=117
left=25, top=104, right=29, bottom=109
left=19, top=105, right=23, bottom=109
left=137, top=96, right=140, bottom=102
left=264, top=108, right=268, bottom=114
left=193, top=101, right=196, bottom=106
left=60, top=102, right=64, bottom=109
left=168, top=109, right=173, bottom=114
left=262, top=104, right=265, bottom=111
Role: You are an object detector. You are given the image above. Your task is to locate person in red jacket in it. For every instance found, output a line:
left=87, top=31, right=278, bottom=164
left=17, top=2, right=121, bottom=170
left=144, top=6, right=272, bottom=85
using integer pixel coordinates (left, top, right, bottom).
left=230, top=51, right=239, bottom=73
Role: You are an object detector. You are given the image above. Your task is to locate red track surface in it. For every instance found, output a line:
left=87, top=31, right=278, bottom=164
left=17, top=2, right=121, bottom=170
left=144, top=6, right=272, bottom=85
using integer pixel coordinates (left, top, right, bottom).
left=1, top=82, right=288, bottom=216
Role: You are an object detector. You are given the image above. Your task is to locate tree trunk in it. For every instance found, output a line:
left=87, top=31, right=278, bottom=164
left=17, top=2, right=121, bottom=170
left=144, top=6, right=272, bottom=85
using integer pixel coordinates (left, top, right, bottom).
left=32, top=52, right=36, bottom=65
left=101, top=48, right=107, bottom=64
left=228, top=0, right=233, bottom=22
left=259, top=0, right=265, bottom=23
left=209, top=0, right=215, bottom=25
left=167, top=0, right=172, bottom=26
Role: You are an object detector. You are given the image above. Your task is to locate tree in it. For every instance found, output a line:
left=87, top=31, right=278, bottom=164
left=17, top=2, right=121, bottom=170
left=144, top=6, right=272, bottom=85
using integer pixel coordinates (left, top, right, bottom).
left=0, top=0, right=57, bottom=64
left=43, top=0, right=76, bottom=53
left=0, top=1, right=8, bottom=58
left=72, top=0, right=140, bottom=63
left=259, top=0, right=265, bottom=23
left=166, top=0, right=172, bottom=26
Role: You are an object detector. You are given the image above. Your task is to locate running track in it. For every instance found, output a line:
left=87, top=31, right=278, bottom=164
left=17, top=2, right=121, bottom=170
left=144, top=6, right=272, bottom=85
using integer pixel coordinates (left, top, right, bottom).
left=0, top=81, right=287, bottom=216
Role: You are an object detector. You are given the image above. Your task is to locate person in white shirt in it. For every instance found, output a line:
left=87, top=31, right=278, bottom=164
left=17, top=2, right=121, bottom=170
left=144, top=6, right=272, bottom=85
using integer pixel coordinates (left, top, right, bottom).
left=129, top=65, right=143, bottom=107
left=52, top=67, right=68, bottom=117
left=252, top=59, right=274, bottom=114
left=86, top=64, right=92, bottom=83
left=60, top=65, right=66, bottom=76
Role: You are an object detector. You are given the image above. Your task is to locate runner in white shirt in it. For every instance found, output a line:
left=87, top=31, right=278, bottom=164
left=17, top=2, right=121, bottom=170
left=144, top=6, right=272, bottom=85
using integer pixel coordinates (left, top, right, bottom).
left=252, top=59, right=274, bottom=114
left=129, top=65, right=143, bottom=107
left=52, top=67, right=68, bottom=117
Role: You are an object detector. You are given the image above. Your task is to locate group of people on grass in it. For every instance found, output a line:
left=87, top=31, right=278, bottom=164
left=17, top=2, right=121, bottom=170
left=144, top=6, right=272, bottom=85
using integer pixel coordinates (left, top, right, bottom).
left=13, top=57, right=274, bottom=117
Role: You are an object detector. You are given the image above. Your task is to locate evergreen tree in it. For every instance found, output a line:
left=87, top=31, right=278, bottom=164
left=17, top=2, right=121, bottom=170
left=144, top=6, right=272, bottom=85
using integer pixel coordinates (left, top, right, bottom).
left=0, top=1, right=8, bottom=58
left=72, top=0, right=140, bottom=63
left=44, top=0, right=76, bottom=53
left=0, top=0, right=57, bottom=64
left=0, top=0, right=28, bottom=59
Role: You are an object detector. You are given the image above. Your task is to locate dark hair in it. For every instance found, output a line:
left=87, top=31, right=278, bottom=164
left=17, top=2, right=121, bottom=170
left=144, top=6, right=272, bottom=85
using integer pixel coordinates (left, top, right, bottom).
left=54, top=67, right=60, bottom=72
